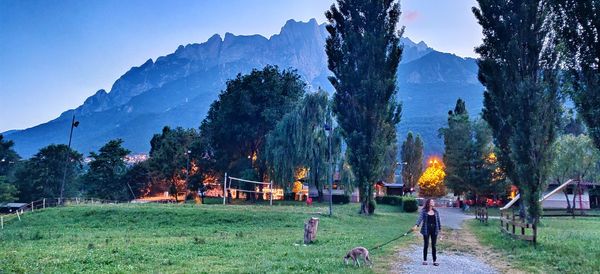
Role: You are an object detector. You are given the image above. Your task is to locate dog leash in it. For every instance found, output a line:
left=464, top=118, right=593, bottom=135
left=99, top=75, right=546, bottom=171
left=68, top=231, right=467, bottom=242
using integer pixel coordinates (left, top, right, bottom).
left=370, top=228, right=414, bottom=251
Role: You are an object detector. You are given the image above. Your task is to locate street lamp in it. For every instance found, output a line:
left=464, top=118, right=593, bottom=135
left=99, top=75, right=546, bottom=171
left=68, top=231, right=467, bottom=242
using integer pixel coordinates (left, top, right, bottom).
left=59, top=114, right=79, bottom=204
left=324, top=120, right=334, bottom=216
left=185, top=150, right=191, bottom=185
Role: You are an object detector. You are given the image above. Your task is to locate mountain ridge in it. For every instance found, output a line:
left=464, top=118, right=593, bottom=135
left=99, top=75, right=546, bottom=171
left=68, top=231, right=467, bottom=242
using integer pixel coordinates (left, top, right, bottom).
left=5, top=19, right=484, bottom=158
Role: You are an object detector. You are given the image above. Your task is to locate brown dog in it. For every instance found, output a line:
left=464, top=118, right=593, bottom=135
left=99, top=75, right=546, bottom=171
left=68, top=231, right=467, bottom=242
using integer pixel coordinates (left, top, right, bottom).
left=343, top=247, right=372, bottom=267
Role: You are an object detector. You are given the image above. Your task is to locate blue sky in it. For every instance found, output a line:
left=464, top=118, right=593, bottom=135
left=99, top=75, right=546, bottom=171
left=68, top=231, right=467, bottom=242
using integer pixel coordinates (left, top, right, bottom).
left=0, top=0, right=481, bottom=132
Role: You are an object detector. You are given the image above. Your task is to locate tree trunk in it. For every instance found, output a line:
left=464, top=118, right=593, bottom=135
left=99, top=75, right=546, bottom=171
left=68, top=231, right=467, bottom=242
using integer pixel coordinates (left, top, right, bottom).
left=303, top=217, right=319, bottom=244
left=563, top=189, right=572, bottom=212
left=314, top=166, right=323, bottom=202
left=572, top=181, right=581, bottom=219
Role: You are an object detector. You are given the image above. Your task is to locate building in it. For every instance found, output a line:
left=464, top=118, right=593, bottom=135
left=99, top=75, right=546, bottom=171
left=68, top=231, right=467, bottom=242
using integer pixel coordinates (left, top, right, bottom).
left=375, top=181, right=404, bottom=196
left=541, top=181, right=598, bottom=210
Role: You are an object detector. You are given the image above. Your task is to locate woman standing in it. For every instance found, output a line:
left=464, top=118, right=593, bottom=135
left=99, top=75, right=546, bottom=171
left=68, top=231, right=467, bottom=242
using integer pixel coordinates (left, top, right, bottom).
left=413, top=199, right=441, bottom=266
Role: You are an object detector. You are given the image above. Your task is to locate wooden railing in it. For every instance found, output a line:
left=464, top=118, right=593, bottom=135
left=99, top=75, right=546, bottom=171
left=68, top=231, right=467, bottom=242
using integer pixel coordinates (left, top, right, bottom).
left=475, top=207, right=488, bottom=224
left=499, top=208, right=537, bottom=245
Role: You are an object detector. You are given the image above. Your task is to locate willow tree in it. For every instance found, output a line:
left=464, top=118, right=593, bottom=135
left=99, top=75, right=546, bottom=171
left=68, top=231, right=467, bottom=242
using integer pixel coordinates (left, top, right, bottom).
left=474, top=0, right=560, bottom=224
left=325, top=0, right=403, bottom=214
left=265, top=90, right=342, bottom=201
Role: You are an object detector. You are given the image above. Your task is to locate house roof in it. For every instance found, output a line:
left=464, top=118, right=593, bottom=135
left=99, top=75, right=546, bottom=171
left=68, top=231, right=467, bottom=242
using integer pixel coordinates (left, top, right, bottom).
left=1, top=203, right=27, bottom=208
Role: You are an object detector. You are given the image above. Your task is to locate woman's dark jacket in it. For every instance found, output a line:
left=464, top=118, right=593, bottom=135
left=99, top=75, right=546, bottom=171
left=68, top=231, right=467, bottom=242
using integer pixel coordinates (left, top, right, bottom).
left=415, top=208, right=441, bottom=235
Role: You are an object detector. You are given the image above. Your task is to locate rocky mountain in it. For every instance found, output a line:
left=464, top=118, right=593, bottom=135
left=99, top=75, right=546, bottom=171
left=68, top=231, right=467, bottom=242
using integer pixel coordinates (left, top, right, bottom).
left=5, top=19, right=483, bottom=158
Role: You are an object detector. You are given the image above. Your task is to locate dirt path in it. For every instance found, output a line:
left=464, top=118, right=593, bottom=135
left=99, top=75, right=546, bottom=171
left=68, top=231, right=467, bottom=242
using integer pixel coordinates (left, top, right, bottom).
left=390, top=208, right=525, bottom=274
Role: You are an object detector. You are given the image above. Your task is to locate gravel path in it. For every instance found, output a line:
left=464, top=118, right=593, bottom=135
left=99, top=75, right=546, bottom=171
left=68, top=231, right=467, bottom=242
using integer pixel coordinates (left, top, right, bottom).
left=436, top=207, right=472, bottom=229
left=395, top=244, right=499, bottom=274
left=391, top=207, right=507, bottom=274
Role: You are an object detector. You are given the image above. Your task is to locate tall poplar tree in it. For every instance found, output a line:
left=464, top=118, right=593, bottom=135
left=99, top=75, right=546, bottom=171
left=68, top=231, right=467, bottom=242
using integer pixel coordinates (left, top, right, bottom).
left=474, top=0, right=560, bottom=224
left=400, top=132, right=423, bottom=192
left=440, top=99, right=471, bottom=196
left=550, top=0, right=600, bottom=150
left=325, top=0, right=403, bottom=214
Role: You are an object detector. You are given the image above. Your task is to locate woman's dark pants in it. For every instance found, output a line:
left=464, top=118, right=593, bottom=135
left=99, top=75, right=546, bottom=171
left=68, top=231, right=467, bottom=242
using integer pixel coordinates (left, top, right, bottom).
left=423, top=233, right=437, bottom=262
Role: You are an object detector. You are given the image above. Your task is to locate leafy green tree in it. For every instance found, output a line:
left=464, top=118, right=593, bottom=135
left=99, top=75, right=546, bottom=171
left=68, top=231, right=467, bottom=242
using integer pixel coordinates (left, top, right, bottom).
left=121, top=161, right=152, bottom=199
left=549, top=134, right=600, bottom=209
left=0, top=134, right=20, bottom=176
left=148, top=126, right=198, bottom=202
left=187, top=134, right=216, bottom=194
left=265, top=90, right=342, bottom=201
left=470, top=119, right=509, bottom=199
left=0, top=176, right=18, bottom=203
left=400, top=132, right=423, bottom=192
left=83, top=139, right=131, bottom=200
left=440, top=99, right=472, bottom=196
left=549, top=0, right=600, bottom=150
left=558, top=134, right=599, bottom=205
left=325, top=0, right=403, bottom=214
left=12, top=144, right=83, bottom=202
left=201, top=65, right=305, bottom=195
left=474, top=0, right=561, bottom=224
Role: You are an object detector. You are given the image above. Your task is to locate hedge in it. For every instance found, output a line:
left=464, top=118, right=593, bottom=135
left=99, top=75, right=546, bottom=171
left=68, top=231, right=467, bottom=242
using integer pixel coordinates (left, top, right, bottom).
left=331, top=194, right=350, bottom=204
left=376, top=195, right=403, bottom=206
left=402, top=196, right=418, bottom=212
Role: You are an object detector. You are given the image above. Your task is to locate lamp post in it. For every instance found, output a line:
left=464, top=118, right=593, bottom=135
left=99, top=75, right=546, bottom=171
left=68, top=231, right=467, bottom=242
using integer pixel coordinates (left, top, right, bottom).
left=324, top=118, right=334, bottom=216
left=185, top=150, right=191, bottom=185
left=59, top=114, right=79, bottom=204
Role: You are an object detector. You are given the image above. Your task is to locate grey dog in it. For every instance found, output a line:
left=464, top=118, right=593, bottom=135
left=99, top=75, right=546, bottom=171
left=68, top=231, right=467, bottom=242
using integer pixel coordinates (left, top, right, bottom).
left=344, top=247, right=372, bottom=267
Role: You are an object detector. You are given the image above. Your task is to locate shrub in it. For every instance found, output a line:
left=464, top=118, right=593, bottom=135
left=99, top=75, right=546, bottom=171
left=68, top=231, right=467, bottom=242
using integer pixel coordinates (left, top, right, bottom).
left=403, top=197, right=418, bottom=212
left=332, top=194, right=350, bottom=204
left=375, top=195, right=402, bottom=206
left=283, top=193, right=295, bottom=201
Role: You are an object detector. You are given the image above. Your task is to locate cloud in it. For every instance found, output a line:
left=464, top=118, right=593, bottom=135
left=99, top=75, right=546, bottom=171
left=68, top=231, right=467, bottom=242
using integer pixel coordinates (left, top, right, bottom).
left=402, top=10, right=420, bottom=23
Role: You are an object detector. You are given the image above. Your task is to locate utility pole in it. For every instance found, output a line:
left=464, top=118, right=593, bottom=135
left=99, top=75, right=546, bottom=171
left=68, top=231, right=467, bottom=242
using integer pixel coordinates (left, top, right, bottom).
left=59, top=114, right=79, bottom=204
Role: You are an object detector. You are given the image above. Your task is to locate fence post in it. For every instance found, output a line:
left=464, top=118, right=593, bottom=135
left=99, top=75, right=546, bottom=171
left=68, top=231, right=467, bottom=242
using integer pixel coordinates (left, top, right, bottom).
left=1, top=216, right=3, bottom=229
left=43, top=198, right=46, bottom=209
left=512, top=213, right=516, bottom=234
left=31, top=202, right=34, bottom=212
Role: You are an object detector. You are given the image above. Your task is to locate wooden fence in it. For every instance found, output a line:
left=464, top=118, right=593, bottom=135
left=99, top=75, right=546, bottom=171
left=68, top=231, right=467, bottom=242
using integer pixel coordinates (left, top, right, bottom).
left=499, top=208, right=537, bottom=245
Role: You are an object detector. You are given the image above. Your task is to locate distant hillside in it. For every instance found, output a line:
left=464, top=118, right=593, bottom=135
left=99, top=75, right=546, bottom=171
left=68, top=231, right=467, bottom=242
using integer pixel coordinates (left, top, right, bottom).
left=5, top=19, right=483, bottom=158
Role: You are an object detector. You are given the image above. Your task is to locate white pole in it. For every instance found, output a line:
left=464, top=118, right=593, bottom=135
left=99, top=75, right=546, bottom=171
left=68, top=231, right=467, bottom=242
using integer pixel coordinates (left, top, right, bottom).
left=16, top=211, right=21, bottom=221
left=223, top=172, right=228, bottom=205
left=31, top=202, right=34, bottom=212
left=1, top=216, right=3, bottom=229
left=270, top=181, right=273, bottom=206
left=43, top=198, right=46, bottom=209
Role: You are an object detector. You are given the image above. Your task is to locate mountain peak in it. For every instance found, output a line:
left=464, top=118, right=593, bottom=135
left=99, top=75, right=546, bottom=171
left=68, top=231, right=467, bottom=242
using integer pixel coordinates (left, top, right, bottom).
left=278, top=18, right=320, bottom=37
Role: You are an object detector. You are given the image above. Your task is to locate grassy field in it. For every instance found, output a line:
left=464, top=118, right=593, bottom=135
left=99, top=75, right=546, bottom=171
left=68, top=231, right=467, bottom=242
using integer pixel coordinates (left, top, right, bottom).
left=469, top=217, right=600, bottom=273
left=0, top=202, right=416, bottom=273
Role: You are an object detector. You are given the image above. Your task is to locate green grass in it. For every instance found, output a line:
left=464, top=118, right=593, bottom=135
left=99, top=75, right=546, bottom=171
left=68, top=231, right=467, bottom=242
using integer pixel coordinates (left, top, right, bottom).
left=0, top=203, right=416, bottom=273
left=469, top=217, right=600, bottom=273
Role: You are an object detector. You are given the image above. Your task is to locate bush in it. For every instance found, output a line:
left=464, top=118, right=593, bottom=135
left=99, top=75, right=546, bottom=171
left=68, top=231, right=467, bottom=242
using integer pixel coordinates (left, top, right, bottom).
left=368, top=200, right=376, bottom=214
left=283, top=193, right=295, bottom=201
left=332, top=194, right=350, bottom=204
left=376, top=195, right=402, bottom=206
left=403, top=197, right=418, bottom=212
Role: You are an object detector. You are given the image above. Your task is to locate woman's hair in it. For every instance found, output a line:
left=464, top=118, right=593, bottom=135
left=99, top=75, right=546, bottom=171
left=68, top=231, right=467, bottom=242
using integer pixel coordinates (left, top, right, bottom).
left=423, top=198, right=434, bottom=211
